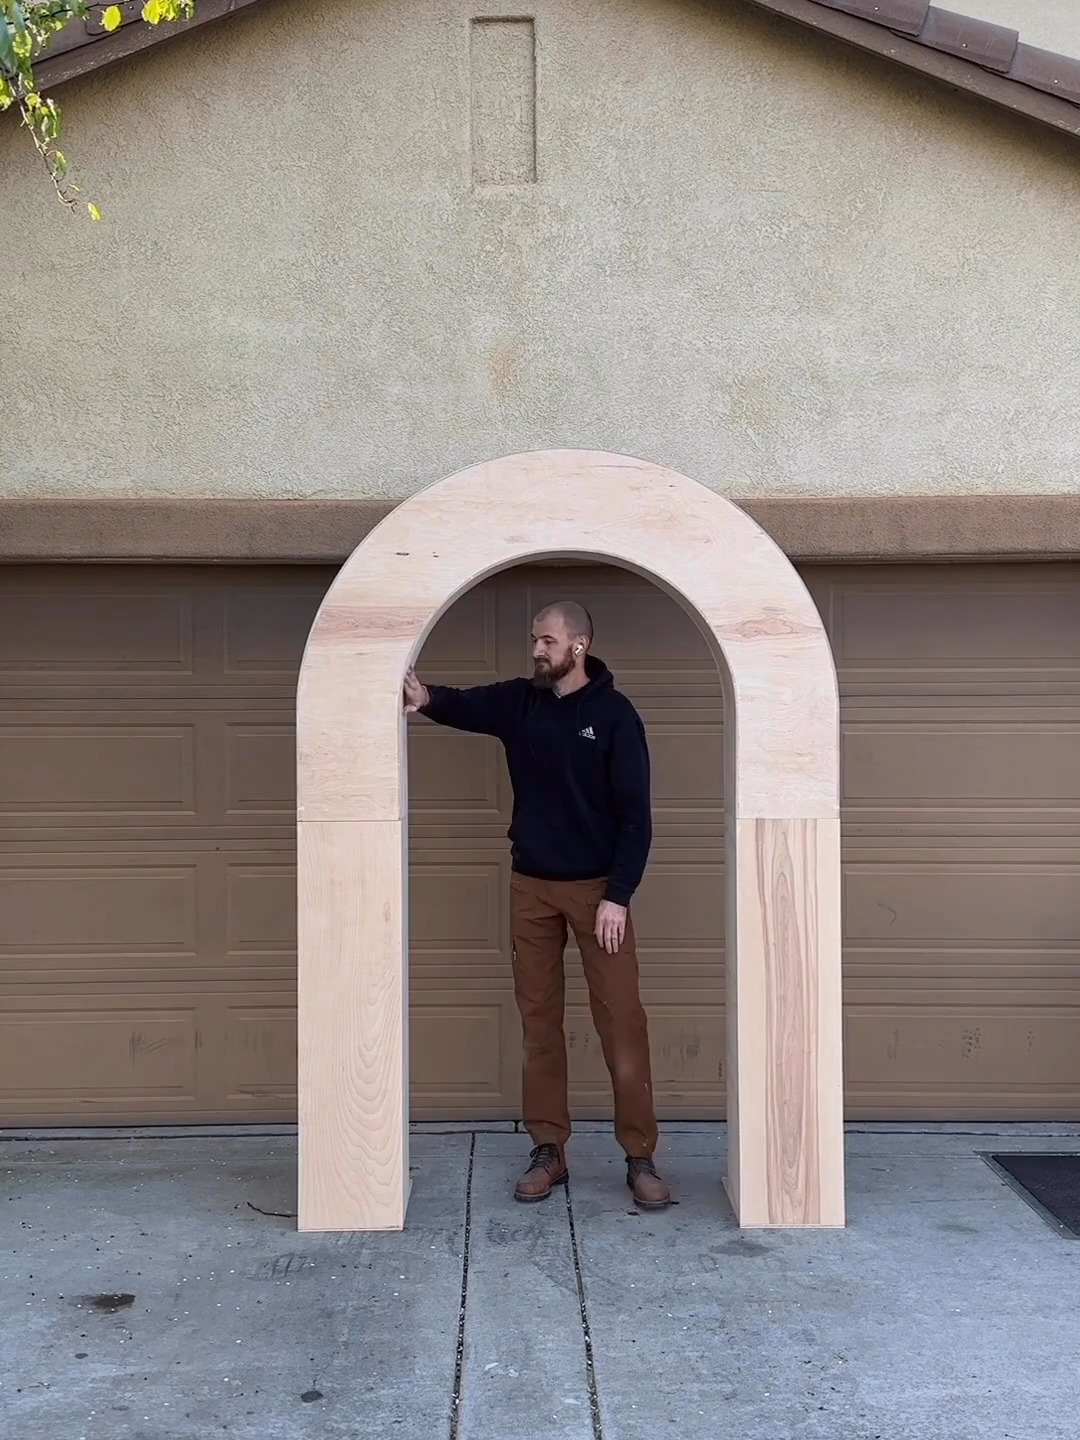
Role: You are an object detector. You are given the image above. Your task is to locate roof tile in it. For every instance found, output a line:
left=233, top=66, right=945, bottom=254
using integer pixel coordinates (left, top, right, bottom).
left=1008, top=43, right=1080, bottom=107
left=915, top=6, right=1019, bottom=73
left=811, top=0, right=928, bottom=37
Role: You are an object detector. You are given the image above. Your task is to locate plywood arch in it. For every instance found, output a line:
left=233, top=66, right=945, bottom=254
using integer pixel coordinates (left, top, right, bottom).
left=297, top=449, right=844, bottom=1231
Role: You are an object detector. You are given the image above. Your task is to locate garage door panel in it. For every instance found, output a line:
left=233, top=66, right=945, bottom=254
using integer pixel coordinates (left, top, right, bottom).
left=0, top=861, right=199, bottom=955
left=418, top=582, right=500, bottom=680
left=225, top=724, right=296, bottom=814
left=0, top=1002, right=199, bottom=1105
left=844, top=724, right=1080, bottom=807
left=408, top=727, right=506, bottom=822
left=845, top=864, right=1080, bottom=943
left=0, top=850, right=297, bottom=985
left=845, top=1003, right=1080, bottom=1110
left=0, top=723, right=197, bottom=819
left=648, top=721, right=724, bottom=814
left=828, top=573, right=1080, bottom=666
left=408, top=578, right=509, bottom=838
left=0, top=706, right=300, bottom=835
left=409, top=860, right=505, bottom=954
left=0, top=581, right=194, bottom=677
left=411, top=997, right=513, bottom=1114
left=841, top=679, right=1080, bottom=703
left=0, top=988, right=299, bottom=1124
left=844, top=947, right=1077, bottom=984
left=224, top=1003, right=298, bottom=1105
left=647, top=1006, right=725, bottom=1093
left=631, top=860, right=724, bottom=945
left=844, top=839, right=1080, bottom=864
left=222, top=583, right=326, bottom=677
left=226, top=863, right=297, bottom=957
left=633, top=952, right=725, bottom=985
left=201, top=710, right=299, bottom=830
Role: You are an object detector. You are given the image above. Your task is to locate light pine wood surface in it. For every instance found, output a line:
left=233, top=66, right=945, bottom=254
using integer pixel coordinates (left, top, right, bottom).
left=297, top=820, right=409, bottom=1231
left=297, top=449, right=843, bottom=1231
left=726, top=818, right=844, bottom=1226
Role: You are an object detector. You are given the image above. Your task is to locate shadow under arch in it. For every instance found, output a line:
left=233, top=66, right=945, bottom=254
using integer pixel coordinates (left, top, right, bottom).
left=295, top=449, right=844, bottom=1231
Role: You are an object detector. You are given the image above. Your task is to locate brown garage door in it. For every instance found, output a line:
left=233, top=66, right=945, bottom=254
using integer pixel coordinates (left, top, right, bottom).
left=0, top=565, right=329, bottom=1125
left=1, top=561, right=1078, bottom=1124
left=810, top=562, right=1080, bottom=1121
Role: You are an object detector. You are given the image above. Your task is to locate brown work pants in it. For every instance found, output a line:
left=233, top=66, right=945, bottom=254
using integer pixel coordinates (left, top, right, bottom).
left=510, top=873, right=658, bottom=1158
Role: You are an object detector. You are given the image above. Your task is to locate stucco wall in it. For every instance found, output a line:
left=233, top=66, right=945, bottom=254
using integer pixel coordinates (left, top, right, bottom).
left=2, top=0, right=1080, bottom=500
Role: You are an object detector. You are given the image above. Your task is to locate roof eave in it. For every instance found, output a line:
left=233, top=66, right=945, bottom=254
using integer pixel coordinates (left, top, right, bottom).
left=742, top=0, right=1080, bottom=141
left=32, top=0, right=265, bottom=91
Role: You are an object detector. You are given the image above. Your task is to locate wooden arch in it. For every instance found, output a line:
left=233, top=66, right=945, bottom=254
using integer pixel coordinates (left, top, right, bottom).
left=296, top=450, right=844, bottom=1232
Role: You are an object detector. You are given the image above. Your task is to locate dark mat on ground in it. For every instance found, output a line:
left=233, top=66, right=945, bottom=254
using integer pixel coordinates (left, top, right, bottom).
left=990, top=1153, right=1080, bottom=1235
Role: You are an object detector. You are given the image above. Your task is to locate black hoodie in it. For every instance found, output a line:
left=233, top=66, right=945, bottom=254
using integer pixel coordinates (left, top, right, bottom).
left=422, top=656, right=651, bottom=905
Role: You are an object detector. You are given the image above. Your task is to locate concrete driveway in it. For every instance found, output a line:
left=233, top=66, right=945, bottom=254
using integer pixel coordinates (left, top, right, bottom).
left=2, top=1123, right=1079, bottom=1439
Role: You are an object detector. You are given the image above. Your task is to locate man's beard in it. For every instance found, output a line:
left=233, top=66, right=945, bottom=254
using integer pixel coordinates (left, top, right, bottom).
left=532, top=647, right=576, bottom=690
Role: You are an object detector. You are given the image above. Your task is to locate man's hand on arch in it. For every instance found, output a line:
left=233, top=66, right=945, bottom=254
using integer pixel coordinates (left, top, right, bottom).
left=403, top=669, right=430, bottom=713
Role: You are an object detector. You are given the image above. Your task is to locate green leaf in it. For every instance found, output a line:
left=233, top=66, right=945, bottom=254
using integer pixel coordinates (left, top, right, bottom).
left=141, top=0, right=162, bottom=22
left=87, top=201, right=102, bottom=220
left=0, top=20, right=15, bottom=70
left=101, top=3, right=122, bottom=30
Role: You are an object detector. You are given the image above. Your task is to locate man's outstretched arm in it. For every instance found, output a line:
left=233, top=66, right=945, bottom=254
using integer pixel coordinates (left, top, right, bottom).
left=403, top=668, right=519, bottom=739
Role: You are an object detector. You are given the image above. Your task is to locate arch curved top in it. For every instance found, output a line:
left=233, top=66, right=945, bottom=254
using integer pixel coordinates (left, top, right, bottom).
left=297, top=449, right=839, bottom=826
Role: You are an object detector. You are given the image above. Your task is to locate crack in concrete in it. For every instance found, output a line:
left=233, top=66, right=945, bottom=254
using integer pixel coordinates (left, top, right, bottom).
left=448, top=1132, right=476, bottom=1440
left=565, top=1175, right=604, bottom=1440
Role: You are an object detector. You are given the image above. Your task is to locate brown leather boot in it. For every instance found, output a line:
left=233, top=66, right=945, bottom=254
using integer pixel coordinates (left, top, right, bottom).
left=627, top=1156, right=671, bottom=1209
left=514, top=1143, right=568, bottom=1202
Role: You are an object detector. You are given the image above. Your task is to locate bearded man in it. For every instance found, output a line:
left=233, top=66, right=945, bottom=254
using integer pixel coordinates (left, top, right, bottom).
left=403, top=600, right=670, bottom=1209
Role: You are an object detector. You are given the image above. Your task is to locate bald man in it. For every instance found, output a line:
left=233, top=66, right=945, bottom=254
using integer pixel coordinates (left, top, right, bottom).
left=404, top=601, right=671, bottom=1209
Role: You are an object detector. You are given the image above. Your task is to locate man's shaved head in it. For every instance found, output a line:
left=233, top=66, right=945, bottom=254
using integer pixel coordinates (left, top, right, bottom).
left=530, top=601, right=594, bottom=690
left=533, top=601, right=594, bottom=644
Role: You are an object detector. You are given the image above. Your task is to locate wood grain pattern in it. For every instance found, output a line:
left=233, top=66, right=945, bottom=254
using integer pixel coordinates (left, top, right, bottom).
left=297, top=820, right=408, bottom=1230
left=726, top=818, right=844, bottom=1227
left=296, top=449, right=844, bottom=1230
left=298, top=451, right=839, bottom=824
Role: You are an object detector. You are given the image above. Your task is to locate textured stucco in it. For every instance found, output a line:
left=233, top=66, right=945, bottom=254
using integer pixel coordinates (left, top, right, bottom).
left=2, top=0, right=1080, bottom=500
left=961, top=1, right=1080, bottom=63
